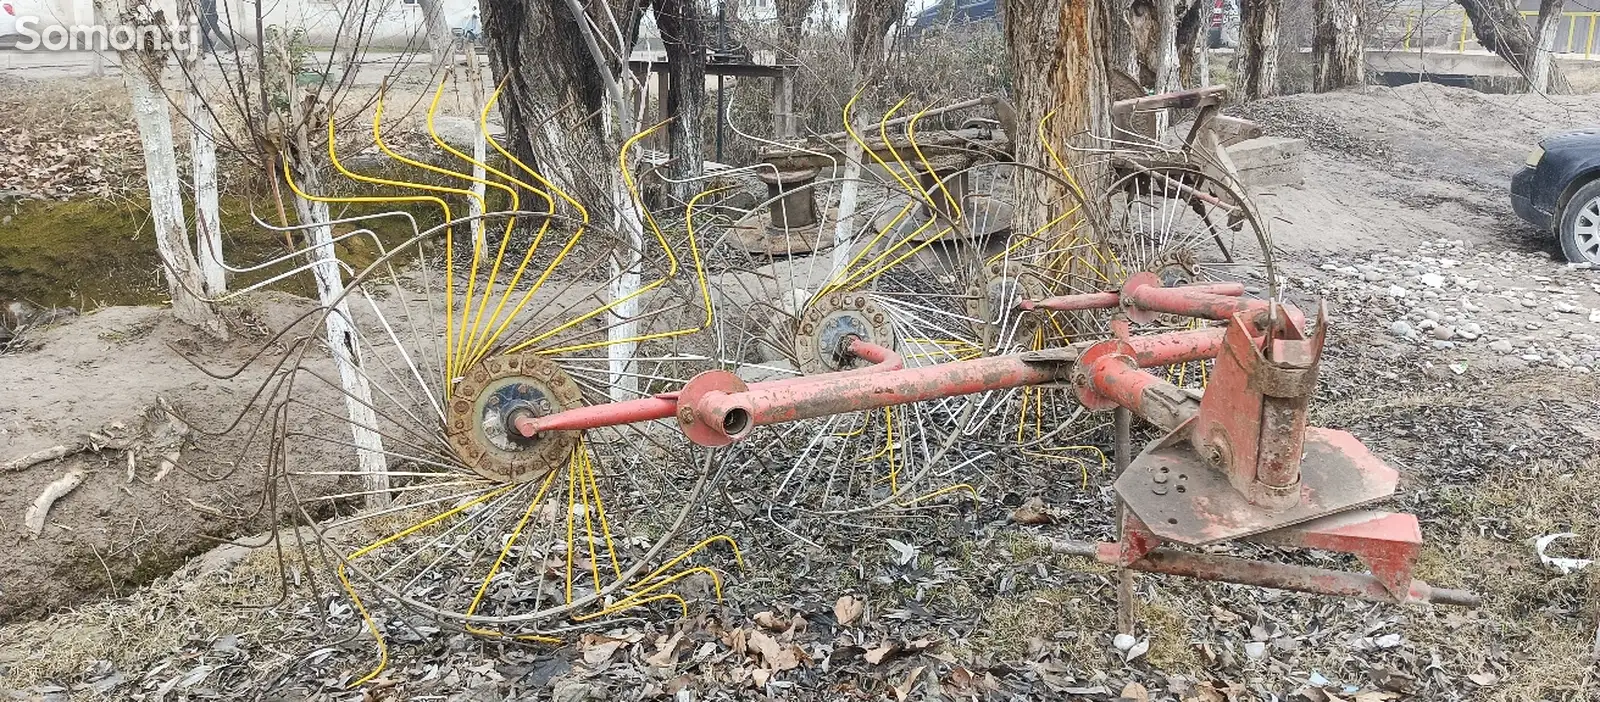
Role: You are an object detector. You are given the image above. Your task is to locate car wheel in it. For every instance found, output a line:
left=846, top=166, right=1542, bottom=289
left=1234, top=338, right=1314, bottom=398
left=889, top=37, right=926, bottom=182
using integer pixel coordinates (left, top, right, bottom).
left=1559, top=179, right=1600, bottom=264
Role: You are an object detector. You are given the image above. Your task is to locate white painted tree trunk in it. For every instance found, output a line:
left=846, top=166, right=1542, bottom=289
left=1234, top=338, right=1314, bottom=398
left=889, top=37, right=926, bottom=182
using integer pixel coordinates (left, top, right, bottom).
left=291, top=157, right=391, bottom=507
left=833, top=109, right=867, bottom=275
left=465, top=42, right=488, bottom=251
left=417, top=0, right=457, bottom=68
left=608, top=171, right=644, bottom=402
left=1531, top=2, right=1565, bottom=94
left=125, top=64, right=224, bottom=337
left=187, top=83, right=226, bottom=297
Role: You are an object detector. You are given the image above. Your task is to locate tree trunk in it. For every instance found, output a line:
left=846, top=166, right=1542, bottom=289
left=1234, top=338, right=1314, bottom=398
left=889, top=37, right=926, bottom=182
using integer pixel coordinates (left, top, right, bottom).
left=1001, top=0, right=1111, bottom=232
left=654, top=0, right=706, bottom=208
left=1105, top=0, right=1138, bottom=79
left=1153, top=0, right=1180, bottom=95
left=481, top=0, right=642, bottom=212
left=1125, top=0, right=1177, bottom=92
left=125, top=64, right=225, bottom=337
left=1312, top=0, right=1364, bottom=92
left=775, top=0, right=817, bottom=53
left=1530, top=0, right=1566, bottom=93
left=288, top=152, right=391, bottom=508
left=417, top=0, right=457, bottom=67
left=1176, top=0, right=1207, bottom=87
left=846, top=0, right=903, bottom=79
left=1457, top=0, right=1569, bottom=92
left=1239, top=0, right=1282, bottom=100
left=484, top=0, right=647, bottom=401
left=465, top=41, right=489, bottom=251
left=830, top=0, right=901, bottom=271
left=188, top=82, right=226, bottom=297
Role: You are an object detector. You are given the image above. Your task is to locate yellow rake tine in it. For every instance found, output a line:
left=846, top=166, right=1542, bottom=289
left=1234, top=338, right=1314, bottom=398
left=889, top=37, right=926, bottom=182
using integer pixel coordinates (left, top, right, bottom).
left=580, top=444, right=625, bottom=581
left=367, top=94, right=491, bottom=379
left=901, top=483, right=979, bottom=506
left=337, top=486, right=512, bottom=687
left=572, top=568, right=722, bottom=622
left=464, top=471, right=560, bottom=637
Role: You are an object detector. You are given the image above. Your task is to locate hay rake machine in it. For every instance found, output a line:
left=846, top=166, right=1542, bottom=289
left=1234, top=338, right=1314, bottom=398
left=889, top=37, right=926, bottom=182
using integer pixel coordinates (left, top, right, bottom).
left=206, top=79, right=1475, bottom=685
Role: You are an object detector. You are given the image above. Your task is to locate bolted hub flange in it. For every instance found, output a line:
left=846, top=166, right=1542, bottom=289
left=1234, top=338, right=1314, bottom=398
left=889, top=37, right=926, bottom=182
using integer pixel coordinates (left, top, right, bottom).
left=445, top=353, right=583, bottom=483
left=965, top=260, right=1049, bottom=345
left=793, top=292, right=895, bottom=374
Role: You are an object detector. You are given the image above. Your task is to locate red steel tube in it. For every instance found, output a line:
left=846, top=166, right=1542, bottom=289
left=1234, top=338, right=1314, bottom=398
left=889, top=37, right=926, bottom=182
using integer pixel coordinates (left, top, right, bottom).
left=519, top=327, right=1224, bottom=439
left=1023, top=282, right=1245, bottom=314
left=756, top=337, right=904, bottom=390
left=1121, top=328, right=1225, bottom=367
left=1049, top=540, right=1479, bottom=607
left=1089, top=356, right=1165, bottom=414
left=516, top=396, right=677, bottom=435
left=518, top=337, right=902, bottom=437
left=696, top=352, right=1065, bottom=434
left=1126, top=285, right=1270, bottom=322
left=1021, top=291, right=1120, bottom=312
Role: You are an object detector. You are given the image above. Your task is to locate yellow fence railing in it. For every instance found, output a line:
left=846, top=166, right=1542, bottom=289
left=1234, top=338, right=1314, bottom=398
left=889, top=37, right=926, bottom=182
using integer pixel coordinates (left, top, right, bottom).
left=1399, top=9, right=1598, bottom=59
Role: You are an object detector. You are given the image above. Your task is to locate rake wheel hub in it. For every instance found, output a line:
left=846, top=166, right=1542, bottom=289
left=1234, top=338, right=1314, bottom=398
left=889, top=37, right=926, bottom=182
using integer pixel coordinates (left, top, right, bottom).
left=966, top=260, right=1048, bottom=344
left=794, top=293, right=895, bottom=374
left=445, top=353, right=583, bottom=483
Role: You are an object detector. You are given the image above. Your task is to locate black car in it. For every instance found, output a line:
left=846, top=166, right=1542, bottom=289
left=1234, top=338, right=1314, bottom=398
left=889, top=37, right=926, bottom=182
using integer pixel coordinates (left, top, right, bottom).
left=1511, top=128, right=1600, bottom=264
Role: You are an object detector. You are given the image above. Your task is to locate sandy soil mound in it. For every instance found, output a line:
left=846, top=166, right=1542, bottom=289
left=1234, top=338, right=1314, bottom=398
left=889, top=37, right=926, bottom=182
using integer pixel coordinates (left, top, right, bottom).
left=0, top=294, right=348, bottom=622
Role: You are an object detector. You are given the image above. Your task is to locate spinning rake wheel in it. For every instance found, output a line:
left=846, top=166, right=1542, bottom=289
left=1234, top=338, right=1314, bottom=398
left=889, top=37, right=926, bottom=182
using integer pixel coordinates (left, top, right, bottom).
left=703, top=140, right=1118, bottom=536
left=205, top=97, right=746, bottom=684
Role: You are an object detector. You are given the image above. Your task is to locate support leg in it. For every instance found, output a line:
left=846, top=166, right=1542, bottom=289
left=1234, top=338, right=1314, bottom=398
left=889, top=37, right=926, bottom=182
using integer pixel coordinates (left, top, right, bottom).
left=1114, top=406, right=1137, bottom=635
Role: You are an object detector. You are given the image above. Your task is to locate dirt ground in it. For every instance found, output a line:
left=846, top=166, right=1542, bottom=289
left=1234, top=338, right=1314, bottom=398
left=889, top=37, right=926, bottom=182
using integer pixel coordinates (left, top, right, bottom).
left=1, top=74, right=1599, bottom=701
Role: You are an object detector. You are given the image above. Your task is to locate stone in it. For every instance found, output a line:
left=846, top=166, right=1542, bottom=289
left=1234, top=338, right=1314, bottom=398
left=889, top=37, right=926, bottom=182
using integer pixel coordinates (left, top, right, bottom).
left=1576, top=366, right=1593, bottom=374
left=1489, top=339, right=1515, bottom=354
left=1459, top=323, right=1483, bottom=340
left=1591, top=310, right=1600, bottom=323
left=1226, top=136, right=1306, bottom=189
left=1546, top=312, right=1561, bottom=322
left=1521, top=298, right=1540, bottom=309
left=1521, top=354, right=1544, bottom=362
left=1431, top=326, right=1455, bottom=341
left=1432, top=340, right=1457, bottom=350
left=1244, top=641, right=1268, bottom=660
left=1418, top=319, right=1437, bottom=331
left=1389, top=321, right=1416, bottom=339
left=1387, top=285, right=1409, bottom=298
left=1419, top=273, right=1445, bottom=288
left=1527, top=321, right=1542, bottom=330
left=1462, top=299, right=1483, bottom=313
left=1424, top=309, right=1442, bottom=322
left=1423, top=290, right=1440, bottom=300
left=1555, top=354, right=1574, bottom=369
left=1556, top=301, right=1578, bottom=314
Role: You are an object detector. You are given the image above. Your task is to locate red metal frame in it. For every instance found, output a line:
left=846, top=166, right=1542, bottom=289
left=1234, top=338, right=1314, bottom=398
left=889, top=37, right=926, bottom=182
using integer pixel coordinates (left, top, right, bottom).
left=501, top=276, right=1475, bottom=608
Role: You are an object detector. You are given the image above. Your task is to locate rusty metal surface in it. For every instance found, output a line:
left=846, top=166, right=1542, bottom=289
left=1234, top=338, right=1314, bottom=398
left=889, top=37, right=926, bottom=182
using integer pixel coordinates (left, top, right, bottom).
left=697, top=352, right=1070, bottom=435
left=795, top=293, right=897, bottom=374
left=1115, top=428, right=1400, bottom=546
left=675, top=370, right=750, bottom=446
left=1122, top=271, right=1270, bottom=324
left=446, top=353, right=583, bottom=483
left=1106, top=544, right=1475, bottom=607
left=1246, top=510, right=1423, bottom=600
